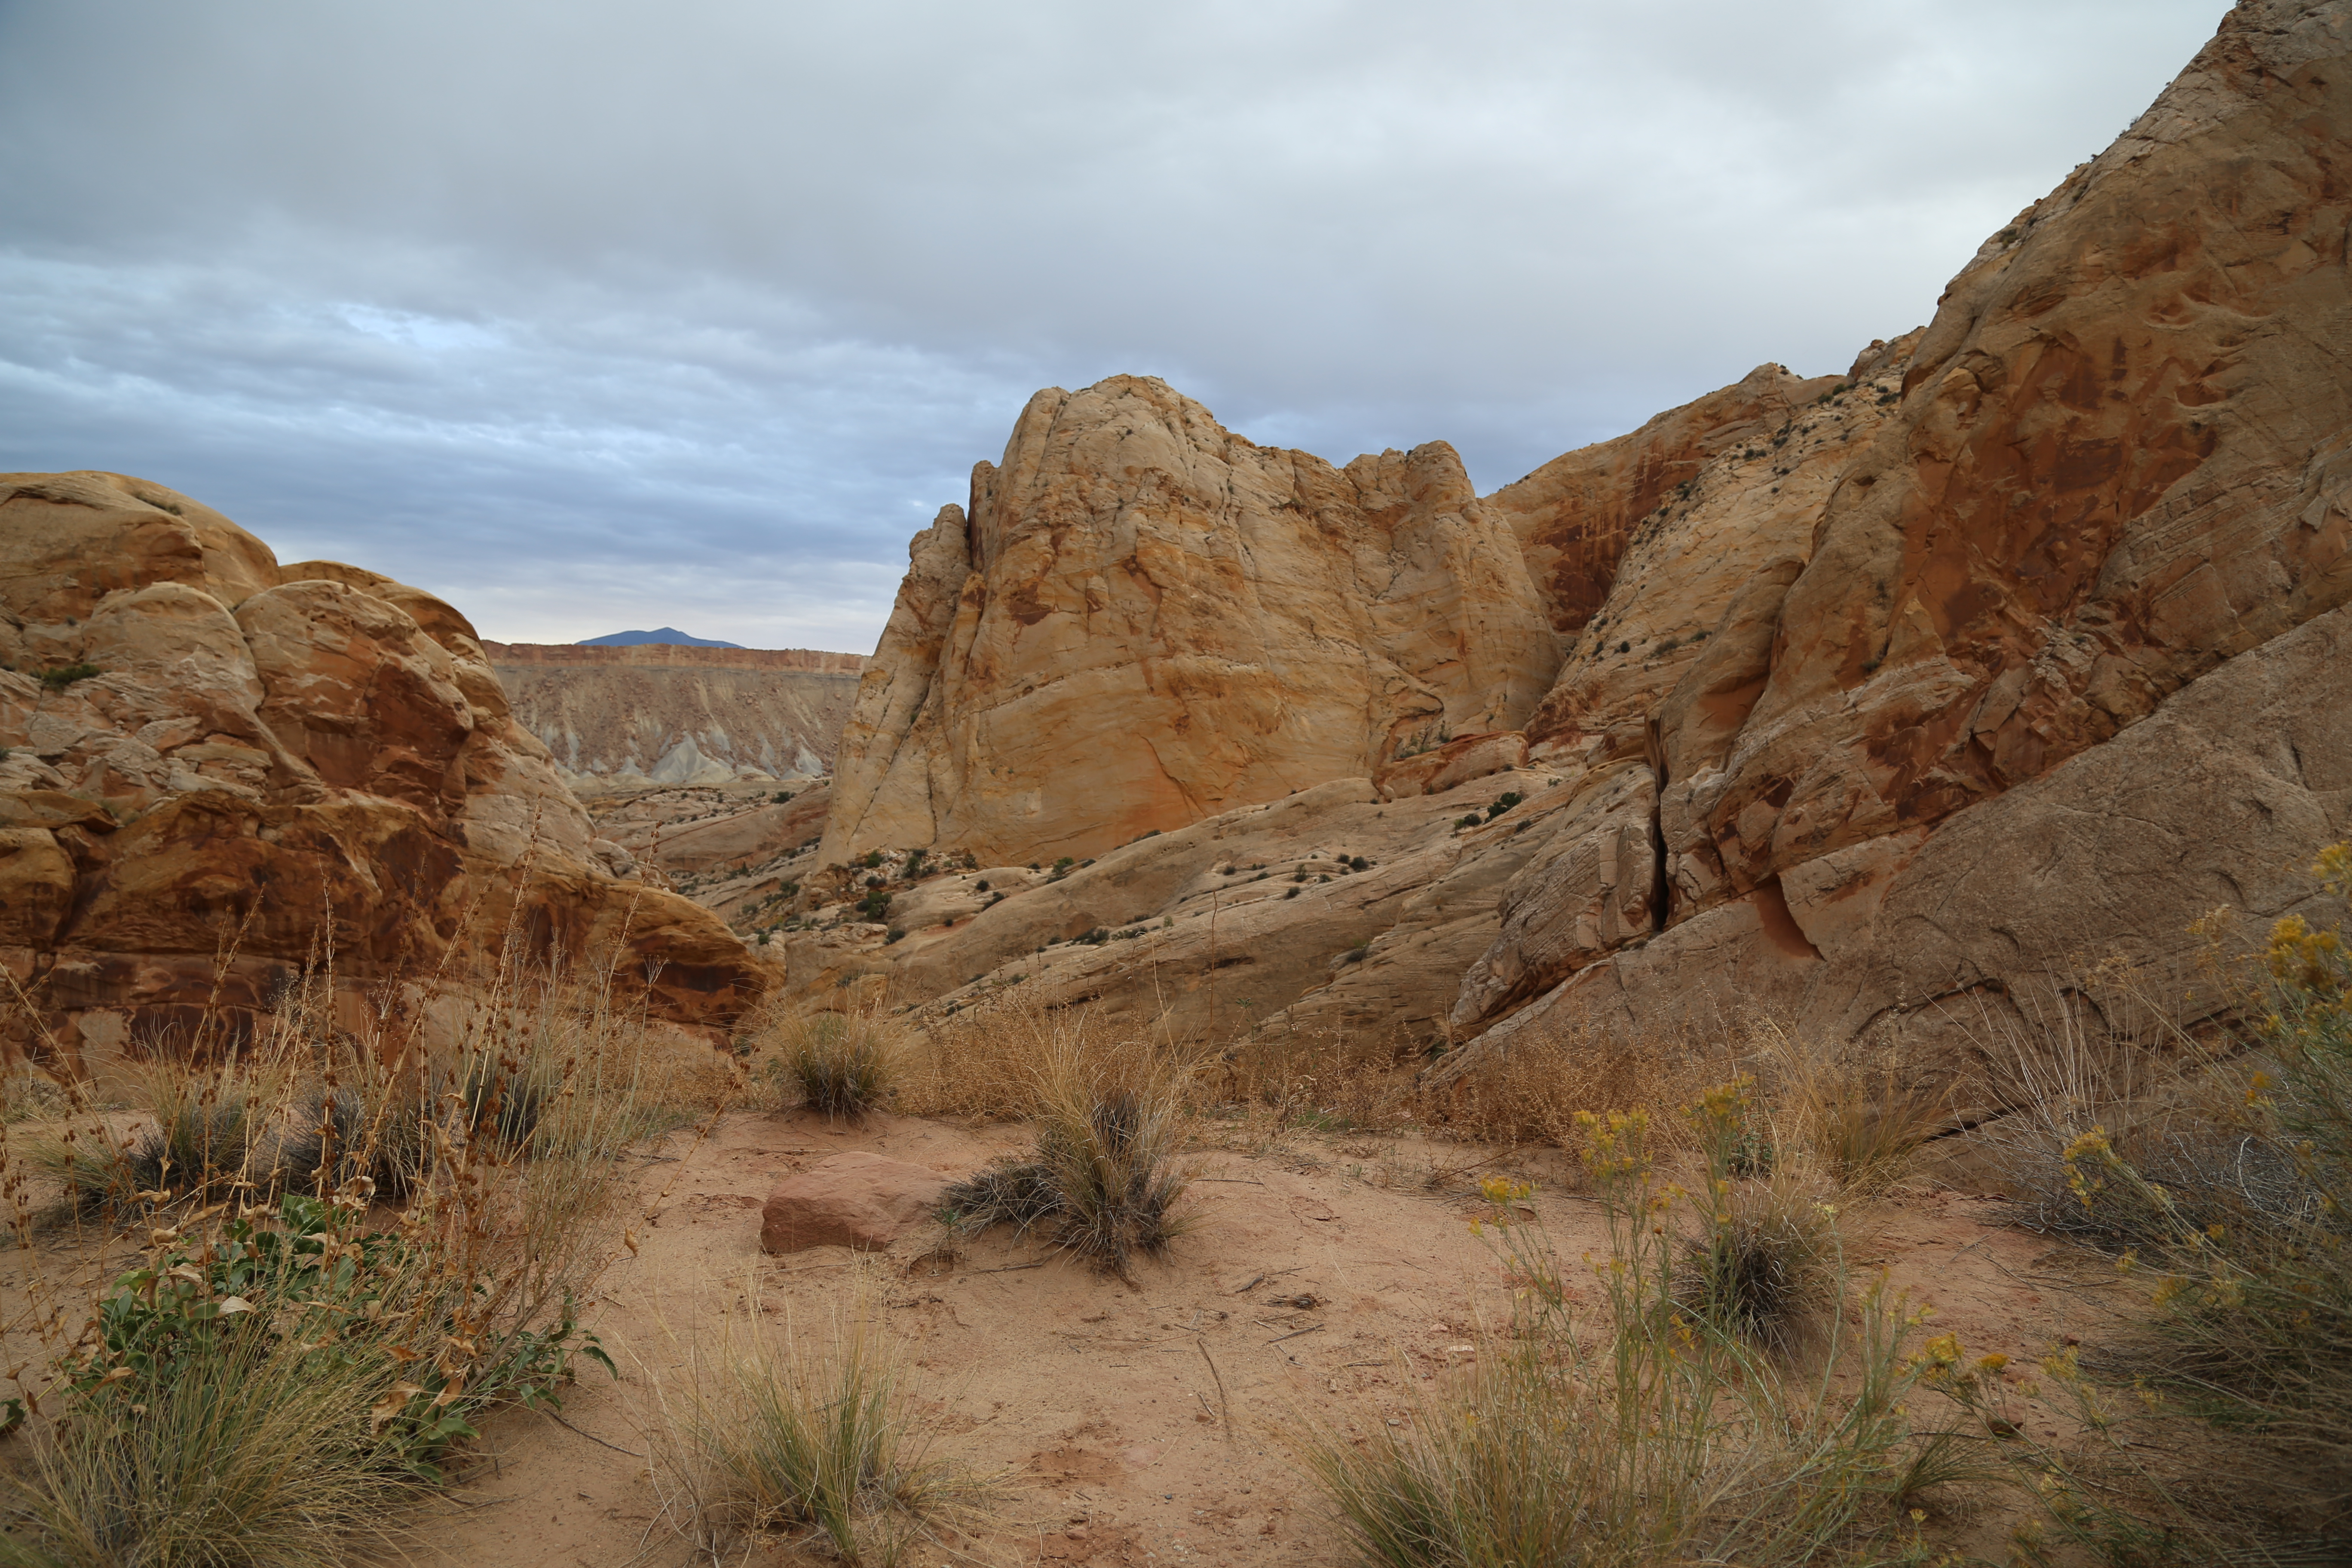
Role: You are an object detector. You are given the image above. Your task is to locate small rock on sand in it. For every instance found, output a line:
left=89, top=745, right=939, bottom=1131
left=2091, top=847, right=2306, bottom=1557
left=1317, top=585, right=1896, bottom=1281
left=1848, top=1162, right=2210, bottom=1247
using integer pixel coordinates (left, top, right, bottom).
left=760, top=1151, right=950, bottom=1253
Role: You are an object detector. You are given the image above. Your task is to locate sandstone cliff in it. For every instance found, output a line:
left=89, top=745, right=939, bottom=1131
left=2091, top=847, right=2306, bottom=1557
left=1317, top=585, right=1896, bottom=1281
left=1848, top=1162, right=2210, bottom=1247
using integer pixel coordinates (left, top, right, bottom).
left=819, top=379, right=1562, bottom=867
left=0, top=473, right=766, bottom=1058
left=481, top=641, right=864, bottom=791
left=766, top=0, right=2352, bottom=1088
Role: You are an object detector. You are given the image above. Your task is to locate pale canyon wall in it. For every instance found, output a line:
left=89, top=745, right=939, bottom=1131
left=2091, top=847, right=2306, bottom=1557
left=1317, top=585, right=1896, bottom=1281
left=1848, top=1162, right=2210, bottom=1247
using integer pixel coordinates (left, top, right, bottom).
left=819, top=382, right=1562, bottom=866
left=781, top=0, right=2352, bottom=1077
left=0, top=473, right=765, bottom=1057
left=482, top=640, right=864, bottom=792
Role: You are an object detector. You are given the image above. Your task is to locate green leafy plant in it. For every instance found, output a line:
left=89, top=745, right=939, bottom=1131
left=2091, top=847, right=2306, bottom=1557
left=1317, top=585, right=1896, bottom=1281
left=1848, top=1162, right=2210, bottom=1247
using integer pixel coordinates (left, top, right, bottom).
left=36, top=664, right=102, bottom=693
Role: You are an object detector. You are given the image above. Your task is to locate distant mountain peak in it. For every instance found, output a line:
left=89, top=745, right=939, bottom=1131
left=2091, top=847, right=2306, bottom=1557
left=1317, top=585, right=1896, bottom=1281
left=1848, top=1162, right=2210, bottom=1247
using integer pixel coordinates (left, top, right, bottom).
left=578, top=627, right=743, bottom=648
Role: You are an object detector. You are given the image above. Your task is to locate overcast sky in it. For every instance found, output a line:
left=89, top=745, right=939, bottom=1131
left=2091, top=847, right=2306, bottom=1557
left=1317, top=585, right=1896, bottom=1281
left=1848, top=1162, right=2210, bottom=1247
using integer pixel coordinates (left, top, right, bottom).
left=0, top=0, right=2231, bottom=652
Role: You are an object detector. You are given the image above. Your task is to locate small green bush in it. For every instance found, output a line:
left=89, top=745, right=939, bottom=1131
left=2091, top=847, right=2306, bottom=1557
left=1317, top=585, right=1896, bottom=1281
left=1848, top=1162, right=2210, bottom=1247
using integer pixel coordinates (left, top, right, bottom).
left=37, top=663, right=102, bottom=693
left=0, top=1192, right=609, bottom=1565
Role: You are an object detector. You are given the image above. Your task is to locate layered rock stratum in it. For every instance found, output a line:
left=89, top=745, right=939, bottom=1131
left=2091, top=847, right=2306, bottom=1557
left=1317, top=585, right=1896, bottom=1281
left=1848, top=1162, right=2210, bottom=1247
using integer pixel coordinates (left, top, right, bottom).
left=482, top=641, right=863, bottom=791
left=767, top=0, right=2352, bottom=1084
left=0, top=474, right=765, bottom=1057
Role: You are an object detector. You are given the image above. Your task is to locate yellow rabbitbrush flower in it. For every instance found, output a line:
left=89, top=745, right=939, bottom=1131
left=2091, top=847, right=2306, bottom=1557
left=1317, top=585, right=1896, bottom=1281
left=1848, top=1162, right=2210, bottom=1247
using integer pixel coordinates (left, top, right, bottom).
left=2059, top=1127, right=2117, bottom=1210
left=2264, top=913, right=2345, bottom=995
left=2315, top=840, right=2352, bottom=897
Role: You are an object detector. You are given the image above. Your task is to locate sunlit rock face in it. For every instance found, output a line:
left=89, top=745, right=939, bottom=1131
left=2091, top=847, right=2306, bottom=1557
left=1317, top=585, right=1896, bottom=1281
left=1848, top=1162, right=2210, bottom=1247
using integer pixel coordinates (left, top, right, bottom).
left=820, top=375, right=1562, bottom=868
left=0, top=472, right=764, bottom=1058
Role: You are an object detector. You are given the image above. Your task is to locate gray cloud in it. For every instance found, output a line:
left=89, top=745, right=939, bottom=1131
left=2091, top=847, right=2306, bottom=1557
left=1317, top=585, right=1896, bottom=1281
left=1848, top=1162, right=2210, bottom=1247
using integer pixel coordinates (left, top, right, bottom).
left=0, top=0, right=2231, bottom=648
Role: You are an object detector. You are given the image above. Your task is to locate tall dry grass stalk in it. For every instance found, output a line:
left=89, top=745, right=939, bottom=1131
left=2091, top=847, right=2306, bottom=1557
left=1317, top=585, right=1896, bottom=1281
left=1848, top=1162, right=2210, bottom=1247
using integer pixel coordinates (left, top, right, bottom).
left=1294, top=1100, right=1969, bottom=1568
left=1431, top=1008, right=1706, bottom=1152
left=1930, top=855, right=2352, bottom=1551
left=897, top=987, right=1178, bottom=1121
left=639, top=1275, right=983, bottom=1566
left=1742, top=1021, right=1948, bottom=1198
left=1216, top=1024, right=1412, bottom=1133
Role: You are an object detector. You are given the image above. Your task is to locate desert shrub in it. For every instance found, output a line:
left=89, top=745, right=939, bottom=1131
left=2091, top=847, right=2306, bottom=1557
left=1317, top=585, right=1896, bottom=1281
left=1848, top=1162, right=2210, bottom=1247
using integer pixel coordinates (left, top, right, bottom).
left=1958, top=974, right=2252, bottom=1246
left=36, top=664, right=102, bottom=693
left=1295, top=1103, right=1960, bottom=1568
left=1215, top=1024, right=1410, bottom=1135
left=936, top=1017, right=1194, bottom=1276
left=1672, top=1079, right=1840, bottom=1355
left=32, top=1051, right=285, bottom=1222
left=643, top=1284, right=978, bottom=1565
left=0, top=1070, right=76, bottom=1124
left=2070, top=879, right=2352, bottom=1520
left=0, top=1299, right=410, bottom=1567
left=0, top=933, right=689, bottom=1563
left=1435, top=1009, right=1710, bottom=1154
left=1975, top=848, right=2352, bottom=1538
left=273, top=1083, right=432, bottom=1202
left=898, top=989, right=1159, bottom=1121
left=932, top=1157, right=1061, bottom=1239
left=1769, top=1041, right=1946, bottom=1197
left=763, top=1007, right=896, bottom=1119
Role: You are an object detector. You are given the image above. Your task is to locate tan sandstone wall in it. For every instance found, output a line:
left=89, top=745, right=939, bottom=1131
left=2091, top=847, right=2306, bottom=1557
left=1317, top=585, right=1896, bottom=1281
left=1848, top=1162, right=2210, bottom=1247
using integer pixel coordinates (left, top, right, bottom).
left=819, top=376, right=1562, bottom=867
left=0, top=474, right=766, bottom=1056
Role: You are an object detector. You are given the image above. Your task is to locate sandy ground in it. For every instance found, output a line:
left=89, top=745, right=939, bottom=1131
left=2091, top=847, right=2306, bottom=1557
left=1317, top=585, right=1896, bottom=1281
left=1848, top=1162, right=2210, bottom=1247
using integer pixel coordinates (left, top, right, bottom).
left=402, top=1109, right=2089, bottom=1567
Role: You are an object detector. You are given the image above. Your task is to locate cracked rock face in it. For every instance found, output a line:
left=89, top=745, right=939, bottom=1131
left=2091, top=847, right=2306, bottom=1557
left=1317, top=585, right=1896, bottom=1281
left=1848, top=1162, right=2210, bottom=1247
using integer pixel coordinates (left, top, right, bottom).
left=0, top=472, right=764, bottom=1057
left=789, top=1, right=2352, bottom=1084
left=1454, top=0, right=2352, bottom=1070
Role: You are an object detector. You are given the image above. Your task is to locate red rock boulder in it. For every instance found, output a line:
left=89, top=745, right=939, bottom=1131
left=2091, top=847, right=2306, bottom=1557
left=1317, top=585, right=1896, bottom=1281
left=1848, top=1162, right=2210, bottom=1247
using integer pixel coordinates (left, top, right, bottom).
left=760, top=1151, right=951, bottom=1253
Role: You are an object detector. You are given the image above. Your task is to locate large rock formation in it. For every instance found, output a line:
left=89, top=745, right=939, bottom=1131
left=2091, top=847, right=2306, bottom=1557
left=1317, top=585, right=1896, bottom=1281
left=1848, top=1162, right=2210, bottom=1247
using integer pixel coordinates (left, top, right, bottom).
left=0, top=473, right=765, bottom=1060
left=482, top=641, right=863, bottom=791
left=768, top=0, right=2352, bottom=1089
left=820, top=378, right=1562, bottom=867
left=1455, top=0, right=2352, bottom=1064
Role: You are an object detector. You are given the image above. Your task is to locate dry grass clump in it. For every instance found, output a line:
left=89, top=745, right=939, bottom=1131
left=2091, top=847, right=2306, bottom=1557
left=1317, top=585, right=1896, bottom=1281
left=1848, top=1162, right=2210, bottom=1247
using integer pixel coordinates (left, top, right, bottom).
left=897, top=989, right=1170, bottom=1121
left=1767, top=1042, right=1947, bottom=1197
left=1214, top=1026, right=1412, bottom=1133
left=642, top=1281, right=981, bottom=1565
left=935, top=1004, right=1197, bottom=1277
left=1946, top=849, right=2352, bottom=1550
left=1962, top=973, right=2292, bottom=1249
left=24, top=941, right=686, bottom=1234
left=0, top=1279, right=416, bottom=1568
left=760, top=1005, right=898, bottom=1119
left=1295, top=1099, right=1966, bottom=1568
left=1669, top=1079, right=1844, bottom=1356
left=1430, top=1008, right=1724, bottom=1157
